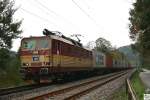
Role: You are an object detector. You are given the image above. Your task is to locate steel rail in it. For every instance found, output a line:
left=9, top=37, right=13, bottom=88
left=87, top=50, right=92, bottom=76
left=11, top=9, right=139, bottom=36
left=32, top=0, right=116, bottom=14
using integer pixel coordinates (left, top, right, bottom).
left=64, top=72, right=127, bottom=100
left=0, top=83, right=52, bottom=96
left=29, top=70, right=129, bottom=100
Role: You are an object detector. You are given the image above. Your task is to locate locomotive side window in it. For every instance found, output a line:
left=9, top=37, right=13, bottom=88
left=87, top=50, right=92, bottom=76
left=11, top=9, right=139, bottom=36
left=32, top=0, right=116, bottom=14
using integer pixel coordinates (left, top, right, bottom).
left=38, top=40, right=49, bottom=49
left=22, top=40, right=36, bottom=50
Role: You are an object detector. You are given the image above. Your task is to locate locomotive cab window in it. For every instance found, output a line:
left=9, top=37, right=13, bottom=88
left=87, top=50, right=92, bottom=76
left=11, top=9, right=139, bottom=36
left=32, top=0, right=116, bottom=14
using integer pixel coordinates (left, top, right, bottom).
left=38, top=39, right=49, bottom=49
left=22, top=40, right=36, bottom=50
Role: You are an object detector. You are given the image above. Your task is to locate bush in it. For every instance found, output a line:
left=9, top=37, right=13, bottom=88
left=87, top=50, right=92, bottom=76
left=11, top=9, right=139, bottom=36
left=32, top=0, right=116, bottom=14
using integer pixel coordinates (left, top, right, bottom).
left=0, top=48, right=24, bottom=88
left=0, top=48, right=10, bottom=70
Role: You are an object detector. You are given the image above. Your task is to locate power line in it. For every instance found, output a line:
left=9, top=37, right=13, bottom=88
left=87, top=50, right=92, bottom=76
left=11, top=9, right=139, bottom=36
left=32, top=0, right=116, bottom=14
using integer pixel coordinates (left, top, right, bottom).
left=34, top=0, right=69, bottom=22
left=28, top=0, right=51, bottom=15
left=33, top=0, right=81, bottom=32
left=20, top=8, right=60, bottom=29
left=81, top=0, right=91, bottom=10
left=72, top=0, right=99, bottom=27
left=34, top=0, right=59, bottom=17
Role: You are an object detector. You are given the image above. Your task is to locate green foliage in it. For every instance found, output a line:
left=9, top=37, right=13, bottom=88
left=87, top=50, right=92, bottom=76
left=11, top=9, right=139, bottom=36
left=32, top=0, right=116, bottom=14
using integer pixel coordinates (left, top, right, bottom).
left=0, top=50, right=23, bottom=88
left=129, top=0, right=150, bottom=67
left=0, top=0, right=22, bottom=49
left=129, top=0, right=150, bottom=39
left=95, top=37, right=112, bottom=53
left=85, top=41, right=95, bottom=50
left=0, top=48, right=10, bottom=70
left=0, top=0, right=23, bottom=88
left=131, top=71, right=145, bottom=100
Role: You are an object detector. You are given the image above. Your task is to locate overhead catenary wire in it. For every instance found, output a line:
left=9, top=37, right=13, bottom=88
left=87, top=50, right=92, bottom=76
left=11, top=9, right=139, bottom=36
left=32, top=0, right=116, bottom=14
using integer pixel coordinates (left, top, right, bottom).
left=34, top=0, right=100, bottom=30
left=27, top=0, right=51, bottom=15
left=20, top=0, right=104, bottom=38
left=33, top=0, right=59, bottom=17
left=20, top=8, right=61, bottom=29
left=81, top=0, right=91, bottom=10
left=80, top=0, right=96, bottom=16
left=19, top=0, right=79, bottom=33
left=72, top=0, right=100, bottom=27
left=34, top=0, right=81, bottom=32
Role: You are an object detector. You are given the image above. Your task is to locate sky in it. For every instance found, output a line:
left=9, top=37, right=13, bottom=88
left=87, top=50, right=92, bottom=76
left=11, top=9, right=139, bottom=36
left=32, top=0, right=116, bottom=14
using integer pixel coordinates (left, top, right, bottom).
left=12, top=0, right=134, bottom=51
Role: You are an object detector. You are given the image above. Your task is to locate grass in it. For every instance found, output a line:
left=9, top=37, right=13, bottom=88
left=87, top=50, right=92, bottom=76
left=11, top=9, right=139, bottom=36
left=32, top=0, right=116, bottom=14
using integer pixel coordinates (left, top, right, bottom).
left=130, top=70, right=145, bottom=100
left=111, top=69, right=145, bottom=100
left=0, top=69, right=25, bottom=89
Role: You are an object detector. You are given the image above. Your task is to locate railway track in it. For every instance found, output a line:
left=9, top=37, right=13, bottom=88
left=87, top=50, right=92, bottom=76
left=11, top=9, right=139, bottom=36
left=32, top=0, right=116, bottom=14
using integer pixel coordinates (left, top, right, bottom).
left=0, top=83, right=52, bottom=96
left=29, top=70, right=129, bottom=100
left=0, top=70, right=132, bottom=100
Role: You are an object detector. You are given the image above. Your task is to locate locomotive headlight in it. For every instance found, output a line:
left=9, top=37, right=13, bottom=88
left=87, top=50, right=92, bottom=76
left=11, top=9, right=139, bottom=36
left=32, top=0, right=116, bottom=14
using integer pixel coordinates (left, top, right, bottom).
left=23, top=63, right=29, bottom=66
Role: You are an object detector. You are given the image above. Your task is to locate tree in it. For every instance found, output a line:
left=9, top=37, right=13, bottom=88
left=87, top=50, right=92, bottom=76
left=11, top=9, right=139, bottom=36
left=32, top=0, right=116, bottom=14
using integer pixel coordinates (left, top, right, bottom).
left=0, top=0, right=22, bottom=70
left=129, top=0, right=150, bottom=67
left=95, top=37, right=112, bottom=53
left=85, top=41, right=95, bottom=50
left=0, top=0, right=22, bottom=49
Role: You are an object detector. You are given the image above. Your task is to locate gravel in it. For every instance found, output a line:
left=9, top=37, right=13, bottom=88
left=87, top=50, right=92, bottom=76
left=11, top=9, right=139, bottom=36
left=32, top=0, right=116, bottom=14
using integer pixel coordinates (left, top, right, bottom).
left=77, top=70, right=134, bottom=100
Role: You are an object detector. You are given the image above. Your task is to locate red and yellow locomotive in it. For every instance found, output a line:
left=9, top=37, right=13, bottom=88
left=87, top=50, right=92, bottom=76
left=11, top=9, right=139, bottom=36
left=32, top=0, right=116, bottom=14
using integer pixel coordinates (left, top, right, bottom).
left=20, top=29, right=130, bottom=83
left=20, top=29, right=93, bottom=82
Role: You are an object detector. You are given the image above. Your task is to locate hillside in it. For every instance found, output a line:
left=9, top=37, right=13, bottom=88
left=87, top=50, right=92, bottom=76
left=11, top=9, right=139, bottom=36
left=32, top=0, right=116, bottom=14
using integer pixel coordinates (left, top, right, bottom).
left=118, top=45, right=140, bottom=67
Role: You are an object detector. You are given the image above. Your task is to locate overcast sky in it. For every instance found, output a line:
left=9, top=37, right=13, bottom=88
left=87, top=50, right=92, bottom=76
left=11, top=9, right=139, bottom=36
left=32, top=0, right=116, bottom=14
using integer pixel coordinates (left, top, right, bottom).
left=12, top=0, right=134, bottom=51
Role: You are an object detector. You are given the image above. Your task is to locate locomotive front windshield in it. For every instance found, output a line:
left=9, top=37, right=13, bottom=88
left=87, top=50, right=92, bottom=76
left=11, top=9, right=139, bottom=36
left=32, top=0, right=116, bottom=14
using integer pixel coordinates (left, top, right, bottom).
left=22, top=40, right=36, bottom=50
left=22, top=39, right=49, bottom=50
left=38, top=40, right=49, bottom=49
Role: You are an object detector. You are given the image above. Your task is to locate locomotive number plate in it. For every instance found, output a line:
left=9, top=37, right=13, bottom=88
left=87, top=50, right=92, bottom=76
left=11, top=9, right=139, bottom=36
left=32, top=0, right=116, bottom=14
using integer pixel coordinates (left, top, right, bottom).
left=32, top=56, right=39, bottom=61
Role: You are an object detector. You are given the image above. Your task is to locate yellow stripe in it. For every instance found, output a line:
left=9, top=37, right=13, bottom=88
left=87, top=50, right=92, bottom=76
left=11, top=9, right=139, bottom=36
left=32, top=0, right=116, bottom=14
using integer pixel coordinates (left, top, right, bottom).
left=21, top=55, right=92, bottom=68
left=20, top=55, right=50, bottom=66
left=53, top=55, right=92, bottom=67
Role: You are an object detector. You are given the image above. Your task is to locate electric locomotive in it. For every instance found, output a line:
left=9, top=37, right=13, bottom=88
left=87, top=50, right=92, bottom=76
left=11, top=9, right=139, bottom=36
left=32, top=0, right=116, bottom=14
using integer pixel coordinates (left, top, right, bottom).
left=19, top=29, right=130, bottom=83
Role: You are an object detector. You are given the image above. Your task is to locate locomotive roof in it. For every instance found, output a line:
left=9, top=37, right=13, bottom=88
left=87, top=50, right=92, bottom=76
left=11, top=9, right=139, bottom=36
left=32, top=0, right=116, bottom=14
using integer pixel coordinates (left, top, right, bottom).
left=21, top=35, right=73, bottom=44
left=42, top=29, right=84, bottom=48
left=51, top=35, right=92, bottom=51
left=21, top=36, right=48, bottom=40
left=21, top=35, right=91, bottom=51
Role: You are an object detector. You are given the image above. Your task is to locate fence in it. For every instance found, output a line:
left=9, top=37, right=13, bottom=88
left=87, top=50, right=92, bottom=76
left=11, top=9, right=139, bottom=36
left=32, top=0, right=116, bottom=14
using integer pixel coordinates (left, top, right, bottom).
left=126, top=78, right=138, bottom=100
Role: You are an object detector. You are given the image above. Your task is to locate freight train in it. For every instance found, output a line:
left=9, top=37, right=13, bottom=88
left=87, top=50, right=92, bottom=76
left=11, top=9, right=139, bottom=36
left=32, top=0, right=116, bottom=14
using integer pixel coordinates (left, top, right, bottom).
left=19, top=29, right=130, bottom=83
